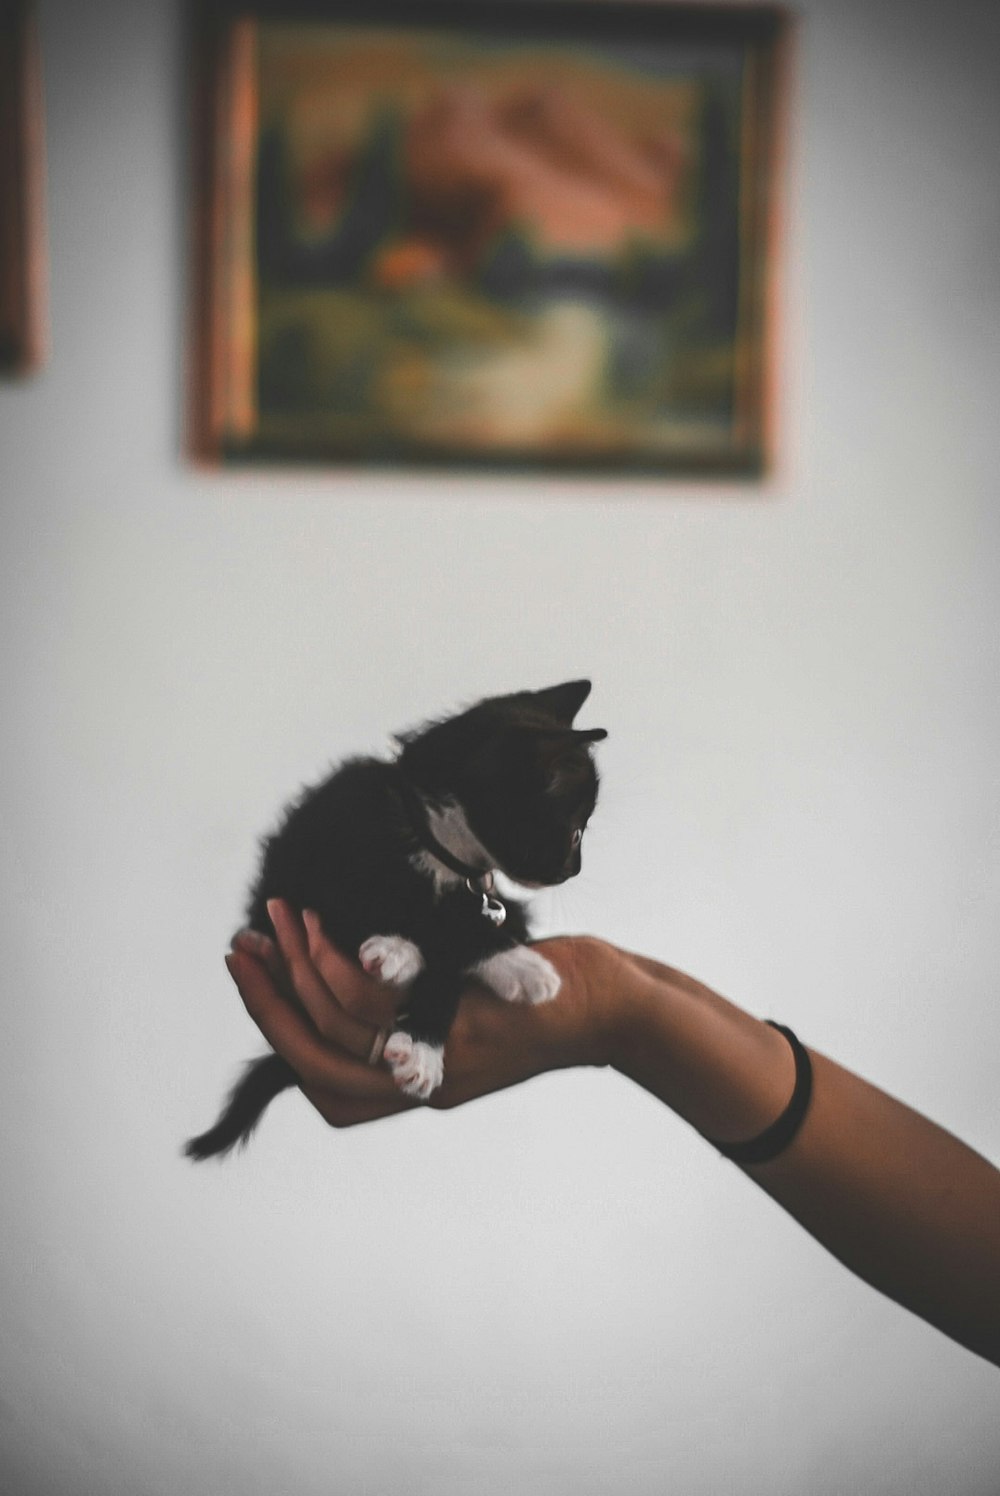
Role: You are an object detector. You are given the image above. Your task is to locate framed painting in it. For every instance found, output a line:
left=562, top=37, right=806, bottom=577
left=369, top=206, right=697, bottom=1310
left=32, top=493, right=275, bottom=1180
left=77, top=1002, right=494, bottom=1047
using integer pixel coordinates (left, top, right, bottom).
left=191, top=0, right=789, bottom=475
left=0, top=0, right=47, bottom=374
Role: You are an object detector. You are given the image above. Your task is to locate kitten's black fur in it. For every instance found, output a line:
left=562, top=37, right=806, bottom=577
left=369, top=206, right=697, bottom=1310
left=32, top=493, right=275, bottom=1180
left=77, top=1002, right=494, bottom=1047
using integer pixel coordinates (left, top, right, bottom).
left=185, top=681, right=606, bottom=1160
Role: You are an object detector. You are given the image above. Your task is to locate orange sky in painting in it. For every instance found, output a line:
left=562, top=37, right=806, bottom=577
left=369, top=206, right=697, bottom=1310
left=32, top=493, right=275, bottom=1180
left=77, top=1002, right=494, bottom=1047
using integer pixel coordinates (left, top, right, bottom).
left=257, top=24, right=701, bottom=252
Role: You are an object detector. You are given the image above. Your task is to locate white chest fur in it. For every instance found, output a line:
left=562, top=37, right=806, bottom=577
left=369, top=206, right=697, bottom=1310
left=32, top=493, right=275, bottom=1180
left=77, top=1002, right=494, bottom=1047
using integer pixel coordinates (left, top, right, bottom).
left=409, top=796, right=496, bottom=893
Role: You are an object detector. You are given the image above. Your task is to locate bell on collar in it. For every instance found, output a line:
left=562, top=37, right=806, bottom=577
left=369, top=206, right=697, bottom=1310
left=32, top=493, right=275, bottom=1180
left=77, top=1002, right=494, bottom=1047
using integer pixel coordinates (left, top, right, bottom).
left=466, top=874, right=507, bottom=927
left=481, top=892, right=507, bottom=927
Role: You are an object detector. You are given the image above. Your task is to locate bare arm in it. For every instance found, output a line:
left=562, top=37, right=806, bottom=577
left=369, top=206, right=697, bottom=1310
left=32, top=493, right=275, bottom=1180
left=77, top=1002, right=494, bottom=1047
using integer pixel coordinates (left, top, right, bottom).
left=226, top=905, right=1000, bottom=1367
left=609, top=950, right=1000, bottom=1367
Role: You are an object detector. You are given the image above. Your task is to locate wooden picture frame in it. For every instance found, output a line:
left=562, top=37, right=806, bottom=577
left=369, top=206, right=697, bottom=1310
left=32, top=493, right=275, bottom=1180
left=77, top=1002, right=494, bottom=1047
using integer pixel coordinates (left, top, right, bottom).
left=191, top=0, right=789, bottom=475
left=0, top=0, right=46, bottom=374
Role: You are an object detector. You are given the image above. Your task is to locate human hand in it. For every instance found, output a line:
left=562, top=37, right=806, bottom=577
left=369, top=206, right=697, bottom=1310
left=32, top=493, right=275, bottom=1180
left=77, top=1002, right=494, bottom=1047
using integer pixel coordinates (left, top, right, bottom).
left=225, top=900, right=621, bottom=1128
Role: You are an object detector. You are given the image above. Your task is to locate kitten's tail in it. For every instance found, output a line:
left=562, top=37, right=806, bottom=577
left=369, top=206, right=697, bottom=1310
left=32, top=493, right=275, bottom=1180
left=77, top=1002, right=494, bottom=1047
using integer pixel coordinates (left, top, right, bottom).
left=183, top=1053, right=297, bottom=1161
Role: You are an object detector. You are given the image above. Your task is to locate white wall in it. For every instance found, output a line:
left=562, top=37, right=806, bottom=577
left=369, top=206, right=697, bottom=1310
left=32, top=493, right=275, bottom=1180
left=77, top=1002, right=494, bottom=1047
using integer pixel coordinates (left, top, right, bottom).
left=2, top=1, right=999, bottom=1492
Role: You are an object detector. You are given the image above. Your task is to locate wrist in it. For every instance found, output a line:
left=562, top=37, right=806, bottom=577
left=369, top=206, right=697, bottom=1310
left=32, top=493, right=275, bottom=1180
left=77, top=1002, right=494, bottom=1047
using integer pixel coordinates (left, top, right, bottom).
left=529, top=936, right=632, bottom=1071
left=605, top=953, right=797, bottom=1144
left=603, top=952, right=687, bottom=1078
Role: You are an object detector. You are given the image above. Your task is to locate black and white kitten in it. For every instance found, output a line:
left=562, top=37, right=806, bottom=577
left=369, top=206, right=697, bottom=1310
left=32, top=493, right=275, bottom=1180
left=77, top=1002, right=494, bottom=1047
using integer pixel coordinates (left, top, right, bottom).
left=185, top=680, right=606, bottom=1160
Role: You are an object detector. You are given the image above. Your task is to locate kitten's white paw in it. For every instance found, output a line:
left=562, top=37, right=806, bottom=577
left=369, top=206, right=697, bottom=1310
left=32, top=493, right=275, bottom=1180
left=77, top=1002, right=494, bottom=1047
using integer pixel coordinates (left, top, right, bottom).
left=383, top=1031, right=445, bottom=1099
left=472, top=947, right=561, bottom=1006
left=359, top=935, right=424, bottom=986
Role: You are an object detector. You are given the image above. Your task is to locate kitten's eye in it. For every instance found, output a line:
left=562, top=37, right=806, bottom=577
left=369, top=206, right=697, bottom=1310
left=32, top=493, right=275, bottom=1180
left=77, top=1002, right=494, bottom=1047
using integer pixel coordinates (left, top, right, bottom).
left=571, top=828, right=583, bottom=849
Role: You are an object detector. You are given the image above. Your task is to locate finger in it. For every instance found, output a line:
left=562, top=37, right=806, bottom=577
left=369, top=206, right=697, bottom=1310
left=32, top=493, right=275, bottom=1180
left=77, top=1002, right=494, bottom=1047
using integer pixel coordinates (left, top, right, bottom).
left=302, top=910, right=399, bottom=1027
left=266, top=899, right=381, bottom=1062
left=225, top=950, right=399, bottom=1100
left=232, top=924, right=378, bottom=1022
left=231, top=928, right=289, bottom=990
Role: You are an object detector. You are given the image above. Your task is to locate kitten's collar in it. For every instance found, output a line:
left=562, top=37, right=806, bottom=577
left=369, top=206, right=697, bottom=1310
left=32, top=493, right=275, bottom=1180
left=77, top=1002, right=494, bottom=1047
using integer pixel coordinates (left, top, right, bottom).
left=395, top=774, right=494, bottom=883
left=396, top=775, right=508, bottom=927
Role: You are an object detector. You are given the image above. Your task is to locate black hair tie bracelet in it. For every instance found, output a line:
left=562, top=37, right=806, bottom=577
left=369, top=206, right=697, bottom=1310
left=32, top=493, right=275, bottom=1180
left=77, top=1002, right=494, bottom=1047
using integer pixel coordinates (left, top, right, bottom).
left=706, top=1022, right=813, bottom=1165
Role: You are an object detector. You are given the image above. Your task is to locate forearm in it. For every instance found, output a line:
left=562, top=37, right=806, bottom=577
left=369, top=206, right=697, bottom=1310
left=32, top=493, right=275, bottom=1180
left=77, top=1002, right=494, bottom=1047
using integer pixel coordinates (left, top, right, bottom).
left=608, top=950, right=1000, bottom=1367
left=229, top=918, right=1000, bottom=1366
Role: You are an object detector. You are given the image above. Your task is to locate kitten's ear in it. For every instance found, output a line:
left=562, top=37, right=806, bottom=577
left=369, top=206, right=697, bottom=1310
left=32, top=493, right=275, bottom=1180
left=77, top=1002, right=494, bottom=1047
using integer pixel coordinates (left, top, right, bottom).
left=541, top=726, right=608, bottom=793
left=530, top=679, right=594, bottom=725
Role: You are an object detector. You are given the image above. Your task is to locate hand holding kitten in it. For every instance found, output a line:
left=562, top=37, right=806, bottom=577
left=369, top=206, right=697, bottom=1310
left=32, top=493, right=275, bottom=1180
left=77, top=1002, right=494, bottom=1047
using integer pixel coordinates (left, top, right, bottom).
left=226, top=900, right=616, bottom=1127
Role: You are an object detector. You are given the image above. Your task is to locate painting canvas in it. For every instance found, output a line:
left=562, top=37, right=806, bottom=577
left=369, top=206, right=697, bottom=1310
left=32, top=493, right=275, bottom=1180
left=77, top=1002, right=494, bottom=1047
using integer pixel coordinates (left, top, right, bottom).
left=0, top=0, right=46, bottom=374
left=193, top=1, right=788, bottom=474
